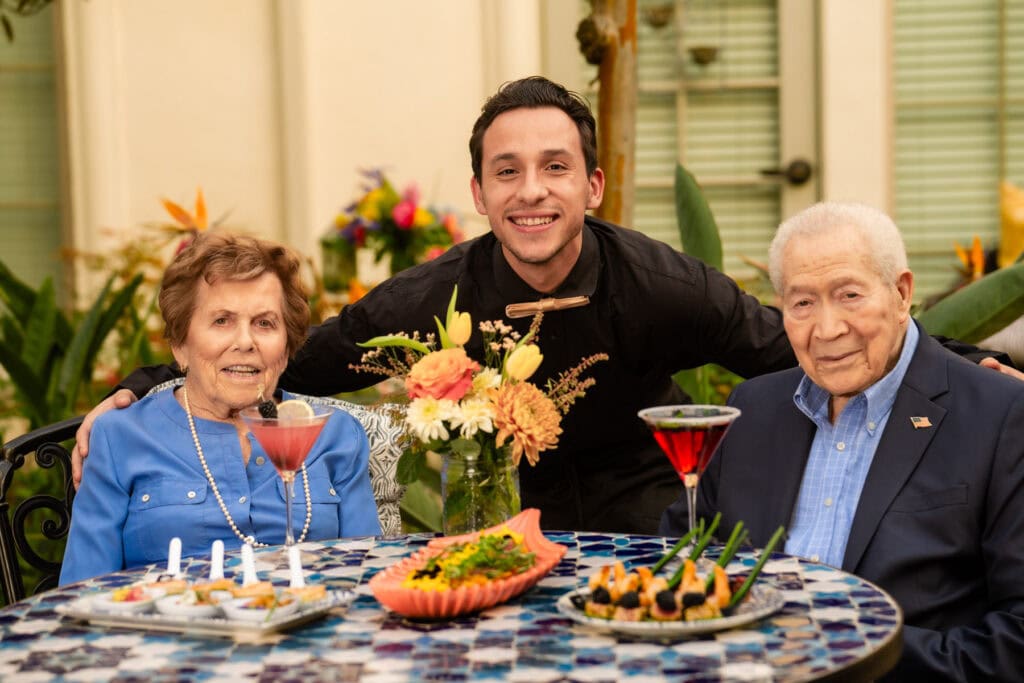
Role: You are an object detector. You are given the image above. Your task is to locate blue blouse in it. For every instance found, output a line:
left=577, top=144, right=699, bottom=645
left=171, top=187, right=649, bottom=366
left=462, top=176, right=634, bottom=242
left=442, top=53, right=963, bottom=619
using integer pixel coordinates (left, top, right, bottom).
left=59, top=389, right=381, bottom=584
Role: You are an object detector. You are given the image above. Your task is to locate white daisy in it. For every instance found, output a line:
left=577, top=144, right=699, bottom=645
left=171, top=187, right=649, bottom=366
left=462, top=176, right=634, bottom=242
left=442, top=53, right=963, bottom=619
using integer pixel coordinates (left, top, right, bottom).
left=405, top=397, right=456, bottom=442
left=450, top=397, right=495, bottom=438
left=470, top=367, right=502, bottom=396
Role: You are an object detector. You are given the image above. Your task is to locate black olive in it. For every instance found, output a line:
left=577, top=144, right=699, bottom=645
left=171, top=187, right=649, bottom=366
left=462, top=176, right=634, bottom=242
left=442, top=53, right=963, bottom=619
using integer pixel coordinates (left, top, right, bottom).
left=617, top=591, right=641, bottom=609
left=655, top=590, right=678, bottom=613
left=591, top=586, right=612, bottom=604
left=570, top=594, right=587, bottom=611
left=682, top=591, right=706, bottom=608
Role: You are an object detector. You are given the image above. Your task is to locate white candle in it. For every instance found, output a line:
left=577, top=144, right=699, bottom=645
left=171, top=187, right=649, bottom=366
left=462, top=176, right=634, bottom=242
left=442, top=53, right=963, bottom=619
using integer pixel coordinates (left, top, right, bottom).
left=288, top=545, right=305, bottom=588
left=166, top=537, right=182, bottom=577
left=240, top=543, right=258, bottom=586
left=209, top=540, right=225, bottom=580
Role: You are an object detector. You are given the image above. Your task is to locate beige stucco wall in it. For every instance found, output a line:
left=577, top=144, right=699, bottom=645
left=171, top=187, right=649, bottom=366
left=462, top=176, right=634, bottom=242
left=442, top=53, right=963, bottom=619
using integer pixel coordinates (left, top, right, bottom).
left=58, top=0, right=892, bottom=294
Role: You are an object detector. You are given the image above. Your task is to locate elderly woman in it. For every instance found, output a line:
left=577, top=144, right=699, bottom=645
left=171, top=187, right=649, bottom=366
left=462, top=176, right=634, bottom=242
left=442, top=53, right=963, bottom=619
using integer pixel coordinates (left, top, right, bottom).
left=60, top=232, right=380, bottom=584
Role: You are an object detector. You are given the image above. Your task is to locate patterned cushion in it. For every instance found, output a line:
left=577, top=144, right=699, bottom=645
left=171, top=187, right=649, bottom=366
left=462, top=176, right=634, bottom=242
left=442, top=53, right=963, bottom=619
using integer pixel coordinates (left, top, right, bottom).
left=144, top=380, right=406, bottom=536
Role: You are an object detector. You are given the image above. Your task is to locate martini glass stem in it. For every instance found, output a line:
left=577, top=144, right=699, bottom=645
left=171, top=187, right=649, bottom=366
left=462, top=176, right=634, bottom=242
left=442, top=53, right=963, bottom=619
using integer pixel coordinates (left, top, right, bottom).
left=282, top=471, right=296, bottom=547
left=684, top=472, right=699, bottom=539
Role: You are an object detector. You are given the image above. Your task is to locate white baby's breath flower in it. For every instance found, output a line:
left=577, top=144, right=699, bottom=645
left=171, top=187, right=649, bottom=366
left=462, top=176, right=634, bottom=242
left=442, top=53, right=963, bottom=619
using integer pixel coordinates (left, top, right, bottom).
left=405, top=397, right=456, bottom=442
left=450, top=397, right=495, bottom=438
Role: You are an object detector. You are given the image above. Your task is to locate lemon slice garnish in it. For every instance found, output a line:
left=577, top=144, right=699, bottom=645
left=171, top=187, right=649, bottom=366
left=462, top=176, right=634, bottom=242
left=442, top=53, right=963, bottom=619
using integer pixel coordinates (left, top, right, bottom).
left=275, top=399, right=315, bottom=419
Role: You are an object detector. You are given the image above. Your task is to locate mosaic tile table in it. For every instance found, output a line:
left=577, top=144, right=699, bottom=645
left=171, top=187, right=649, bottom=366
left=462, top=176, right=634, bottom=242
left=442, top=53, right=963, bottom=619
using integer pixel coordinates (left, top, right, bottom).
left=0, top=532, right=902, bottom=682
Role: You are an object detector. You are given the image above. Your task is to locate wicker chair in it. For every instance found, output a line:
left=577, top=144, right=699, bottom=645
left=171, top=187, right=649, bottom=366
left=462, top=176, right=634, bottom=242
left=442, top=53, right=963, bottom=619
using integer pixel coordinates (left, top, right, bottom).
left=0, top=416, right=79, bottom=605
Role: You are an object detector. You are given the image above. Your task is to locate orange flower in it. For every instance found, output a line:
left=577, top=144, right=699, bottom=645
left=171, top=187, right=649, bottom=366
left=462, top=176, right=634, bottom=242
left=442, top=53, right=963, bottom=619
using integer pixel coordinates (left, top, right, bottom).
left=490, top=383, right=562, bottom=466
left=406, top=348, right=480, bottom=401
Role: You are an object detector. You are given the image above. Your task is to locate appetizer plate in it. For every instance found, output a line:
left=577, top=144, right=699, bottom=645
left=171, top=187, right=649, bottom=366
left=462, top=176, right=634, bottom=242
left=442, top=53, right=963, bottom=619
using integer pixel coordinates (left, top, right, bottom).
left=370, top=508, right=567, bottom=619
left=57, top=588, right=354, bottom=639
left=556, top=585, right=785, bottom=639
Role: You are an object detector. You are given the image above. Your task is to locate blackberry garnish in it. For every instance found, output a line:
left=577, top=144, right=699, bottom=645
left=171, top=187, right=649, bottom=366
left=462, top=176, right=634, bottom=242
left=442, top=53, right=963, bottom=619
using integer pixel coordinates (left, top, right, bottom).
left=258, top=400, right=278, bottom=418
left=655, top=590, right=678, bottom=612
left=616, top=590, right=641, bottom=609
left=591, top=586, right=612, bottom=604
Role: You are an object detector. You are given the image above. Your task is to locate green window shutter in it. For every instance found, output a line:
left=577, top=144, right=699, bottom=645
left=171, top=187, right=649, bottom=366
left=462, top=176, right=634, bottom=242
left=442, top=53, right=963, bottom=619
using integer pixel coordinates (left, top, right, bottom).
left=583, top=0, right=781, bottom=280
left=893, top=0, right=1021, bottom=298
left=0, top=6, right=62, bottom=294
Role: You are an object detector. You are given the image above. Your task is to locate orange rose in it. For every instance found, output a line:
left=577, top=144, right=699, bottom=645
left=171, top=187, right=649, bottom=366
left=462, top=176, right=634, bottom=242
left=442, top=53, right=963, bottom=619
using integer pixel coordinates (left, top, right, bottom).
left=406, top=348, right=480, bottom=401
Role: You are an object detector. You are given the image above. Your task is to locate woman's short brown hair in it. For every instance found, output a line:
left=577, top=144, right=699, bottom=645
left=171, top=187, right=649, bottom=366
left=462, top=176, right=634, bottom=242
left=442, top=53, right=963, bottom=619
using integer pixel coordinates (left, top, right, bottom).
left=159, top=232, right=310, bottom=356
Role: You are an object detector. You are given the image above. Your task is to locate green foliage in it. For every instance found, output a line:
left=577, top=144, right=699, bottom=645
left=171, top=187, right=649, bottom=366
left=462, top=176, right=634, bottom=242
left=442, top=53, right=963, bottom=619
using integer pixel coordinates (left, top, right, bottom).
left=0, top=261, right=144, bottom=428
left=916, top=262, right=1024, bottom=343
left=672, top=163, right=737, bottom=404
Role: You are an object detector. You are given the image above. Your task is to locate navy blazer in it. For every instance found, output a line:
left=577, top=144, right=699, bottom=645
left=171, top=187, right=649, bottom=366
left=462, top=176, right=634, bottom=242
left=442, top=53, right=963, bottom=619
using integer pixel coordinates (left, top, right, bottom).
left=661, top=326, right=1024, bottom=681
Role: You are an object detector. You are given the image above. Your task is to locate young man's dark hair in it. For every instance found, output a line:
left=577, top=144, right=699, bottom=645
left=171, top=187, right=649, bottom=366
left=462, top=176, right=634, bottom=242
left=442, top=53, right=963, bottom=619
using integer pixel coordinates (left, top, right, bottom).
left=469, top=76, right=598, bottom=181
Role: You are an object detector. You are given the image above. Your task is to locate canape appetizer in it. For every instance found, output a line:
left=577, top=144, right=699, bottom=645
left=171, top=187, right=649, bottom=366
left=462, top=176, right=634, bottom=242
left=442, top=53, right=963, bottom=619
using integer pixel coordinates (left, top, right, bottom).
left=402, top=527, right=536, bottom=592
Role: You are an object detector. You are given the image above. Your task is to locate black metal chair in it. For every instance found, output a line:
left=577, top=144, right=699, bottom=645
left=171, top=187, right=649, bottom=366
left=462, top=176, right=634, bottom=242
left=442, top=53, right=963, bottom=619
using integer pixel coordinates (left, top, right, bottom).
left=0, top=416, right=80, bottom=605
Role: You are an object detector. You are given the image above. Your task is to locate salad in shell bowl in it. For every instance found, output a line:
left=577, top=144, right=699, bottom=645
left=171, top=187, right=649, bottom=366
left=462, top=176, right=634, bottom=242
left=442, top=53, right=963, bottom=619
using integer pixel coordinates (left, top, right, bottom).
left=369, top=508, right=566, bottom=619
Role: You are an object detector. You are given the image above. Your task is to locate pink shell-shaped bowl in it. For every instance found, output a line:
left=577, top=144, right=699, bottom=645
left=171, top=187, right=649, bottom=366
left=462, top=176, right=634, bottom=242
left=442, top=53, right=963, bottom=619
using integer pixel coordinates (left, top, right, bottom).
left=369, top=508, right=567, bottom=619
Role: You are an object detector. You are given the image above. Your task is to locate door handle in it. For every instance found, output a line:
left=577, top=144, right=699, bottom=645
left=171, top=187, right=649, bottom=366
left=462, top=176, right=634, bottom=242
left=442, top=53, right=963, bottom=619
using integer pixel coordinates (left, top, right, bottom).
left=759, top=159, right=813, bottom=186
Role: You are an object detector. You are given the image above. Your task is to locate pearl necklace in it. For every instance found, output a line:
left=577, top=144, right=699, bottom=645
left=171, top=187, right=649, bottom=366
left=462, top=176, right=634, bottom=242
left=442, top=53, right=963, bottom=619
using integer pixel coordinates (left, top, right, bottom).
left=182, top=385, right=312, bottom=548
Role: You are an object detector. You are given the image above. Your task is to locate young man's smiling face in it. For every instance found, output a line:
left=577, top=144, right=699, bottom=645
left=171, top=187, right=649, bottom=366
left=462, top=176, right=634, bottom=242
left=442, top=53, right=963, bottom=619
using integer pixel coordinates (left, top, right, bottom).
left=470, top=106, right=604, bottom=292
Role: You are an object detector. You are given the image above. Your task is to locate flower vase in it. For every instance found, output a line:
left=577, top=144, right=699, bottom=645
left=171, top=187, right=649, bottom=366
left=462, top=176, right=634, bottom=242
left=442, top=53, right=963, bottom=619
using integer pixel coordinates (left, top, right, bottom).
left=440, top=443, right=521, bottom=535
left=320, top=238, right=357, bottom=292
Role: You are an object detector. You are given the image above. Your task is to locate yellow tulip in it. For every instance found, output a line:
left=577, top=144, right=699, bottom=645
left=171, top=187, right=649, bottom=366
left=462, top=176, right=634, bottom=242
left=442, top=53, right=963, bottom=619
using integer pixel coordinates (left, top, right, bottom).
left=448, top=311, right=472, bottom=346
left=506, top=344, right=543, bottom=381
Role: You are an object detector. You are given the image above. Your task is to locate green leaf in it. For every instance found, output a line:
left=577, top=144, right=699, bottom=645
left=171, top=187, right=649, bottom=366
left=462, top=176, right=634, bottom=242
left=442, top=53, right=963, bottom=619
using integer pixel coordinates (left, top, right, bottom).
left=0, top=259, right=37, bottom=324
left=125, top=289, right=160, bottom=369
left=434, top=315, right=453, bottom=349
left=21, top=277, right=57, bottom=374
left=56, top=276, right=114, bottom=412
left=399, top=480, right=442, bottom=533
left=357, top=334, right=431, bottom=355
left=445, top=285, right=459, bottom=328
left=916, top=262, right=1024, bottom=343
left=0, top=338, right=46, bottom=426
left=395, top=447, right=424, bottom=486
left=674, top=164, right=723, bottom=272
left=83, top=274, right=143, bottom=379
left=449, top=437, right=481, bottom=458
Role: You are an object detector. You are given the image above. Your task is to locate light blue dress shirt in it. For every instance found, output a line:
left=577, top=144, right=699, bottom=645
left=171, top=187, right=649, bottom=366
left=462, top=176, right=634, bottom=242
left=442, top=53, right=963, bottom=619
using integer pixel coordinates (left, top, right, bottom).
left=785, top=323, right=919, bottom=567
left=60, top=389, right=381, bottom=585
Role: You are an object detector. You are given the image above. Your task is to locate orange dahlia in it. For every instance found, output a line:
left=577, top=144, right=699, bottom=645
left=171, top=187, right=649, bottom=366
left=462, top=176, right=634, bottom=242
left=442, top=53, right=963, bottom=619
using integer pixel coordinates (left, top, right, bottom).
left=489, top=383, right=562, bottom=466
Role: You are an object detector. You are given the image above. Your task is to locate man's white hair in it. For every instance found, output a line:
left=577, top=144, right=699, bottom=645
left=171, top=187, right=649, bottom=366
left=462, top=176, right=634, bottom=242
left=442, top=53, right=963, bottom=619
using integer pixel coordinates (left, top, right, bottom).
left=768, top=201, right=909, bottom=294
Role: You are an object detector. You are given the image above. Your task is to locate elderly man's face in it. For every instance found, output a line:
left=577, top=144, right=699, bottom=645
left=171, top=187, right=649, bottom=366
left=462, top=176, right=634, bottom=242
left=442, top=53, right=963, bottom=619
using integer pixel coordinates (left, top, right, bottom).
left=780, top=228, right=913, bottom=417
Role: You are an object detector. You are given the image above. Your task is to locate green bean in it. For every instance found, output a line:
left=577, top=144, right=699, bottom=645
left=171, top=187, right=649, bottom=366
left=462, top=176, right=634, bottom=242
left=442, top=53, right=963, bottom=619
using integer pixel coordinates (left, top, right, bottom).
left=705, top=522, right=747, bottom=592
left=651, top=527, right=699, bottom=575
left=687, top=512, right=722, bottom=561
left=728, top=525, right=785, bottom=608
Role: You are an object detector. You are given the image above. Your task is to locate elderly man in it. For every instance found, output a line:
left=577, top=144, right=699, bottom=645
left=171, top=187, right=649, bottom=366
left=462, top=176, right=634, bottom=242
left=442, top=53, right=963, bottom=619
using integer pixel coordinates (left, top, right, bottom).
left=662, top=202, right=1024, bottom=681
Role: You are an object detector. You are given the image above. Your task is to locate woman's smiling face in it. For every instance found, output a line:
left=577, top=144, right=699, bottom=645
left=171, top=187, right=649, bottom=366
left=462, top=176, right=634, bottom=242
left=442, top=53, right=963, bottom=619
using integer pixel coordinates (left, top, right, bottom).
left=172, top=272, right=289, bottom=420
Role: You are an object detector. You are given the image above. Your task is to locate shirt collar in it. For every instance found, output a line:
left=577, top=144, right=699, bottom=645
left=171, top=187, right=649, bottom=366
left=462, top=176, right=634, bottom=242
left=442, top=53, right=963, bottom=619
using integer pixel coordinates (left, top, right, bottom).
left=491, top=222, right=601, bottom=301
left=793, top=321, right=919, bottom=429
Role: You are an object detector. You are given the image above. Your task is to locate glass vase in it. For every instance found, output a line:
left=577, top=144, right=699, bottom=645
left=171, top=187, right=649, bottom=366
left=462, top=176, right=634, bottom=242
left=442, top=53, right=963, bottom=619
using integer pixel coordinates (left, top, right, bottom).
left=440, top=442, right=521, bottom=535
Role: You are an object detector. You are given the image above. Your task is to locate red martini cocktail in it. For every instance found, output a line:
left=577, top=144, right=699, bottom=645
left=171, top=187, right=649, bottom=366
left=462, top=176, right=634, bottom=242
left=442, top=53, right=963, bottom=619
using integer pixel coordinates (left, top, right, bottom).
left=638, top=405, right=741, bottom=539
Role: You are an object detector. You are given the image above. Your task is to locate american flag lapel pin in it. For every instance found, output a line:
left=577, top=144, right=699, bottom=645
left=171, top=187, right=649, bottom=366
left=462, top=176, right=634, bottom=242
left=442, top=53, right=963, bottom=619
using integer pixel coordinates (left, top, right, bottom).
left=910, top=416, right=932, bottom=429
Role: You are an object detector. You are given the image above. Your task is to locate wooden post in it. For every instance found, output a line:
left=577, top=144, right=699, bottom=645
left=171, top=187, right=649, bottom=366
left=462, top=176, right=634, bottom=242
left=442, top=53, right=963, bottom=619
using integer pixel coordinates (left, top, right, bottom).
left=577, top=0, right=637, bottom=227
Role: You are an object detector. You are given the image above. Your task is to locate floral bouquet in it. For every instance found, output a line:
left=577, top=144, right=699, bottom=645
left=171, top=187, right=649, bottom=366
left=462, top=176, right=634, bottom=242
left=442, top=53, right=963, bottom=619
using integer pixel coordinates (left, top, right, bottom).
left=355, top=287, right=607, bottom=534
left=322, top=169, right=464, bottom=285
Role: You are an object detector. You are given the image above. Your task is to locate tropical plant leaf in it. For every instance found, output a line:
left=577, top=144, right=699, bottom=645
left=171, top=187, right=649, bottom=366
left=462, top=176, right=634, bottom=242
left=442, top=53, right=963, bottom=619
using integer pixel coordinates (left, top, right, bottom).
left=916, top=262, right=1024, bottom=343
left=674, top=163, right=723, bottom=271
left=0, top=259, right=37, bottom=323
left=0, top=339, right=46, bottom=426
left=83, top=273, right=144, bottom=379
left=21, top=277, right=57, bottom=374
left=395, top=447, right=425, bottom=486
left=56, top=276, right=114, bottom=413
